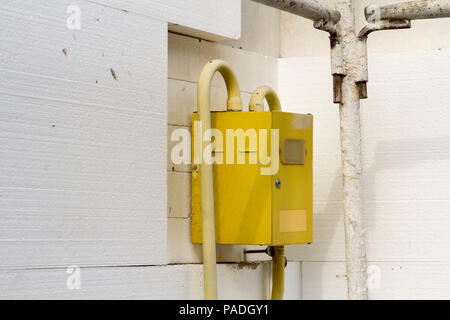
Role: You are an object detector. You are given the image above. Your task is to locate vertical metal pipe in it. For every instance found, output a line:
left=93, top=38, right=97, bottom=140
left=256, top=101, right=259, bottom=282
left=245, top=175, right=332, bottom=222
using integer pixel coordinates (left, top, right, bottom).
left=335, top=0, right=368, bottom=300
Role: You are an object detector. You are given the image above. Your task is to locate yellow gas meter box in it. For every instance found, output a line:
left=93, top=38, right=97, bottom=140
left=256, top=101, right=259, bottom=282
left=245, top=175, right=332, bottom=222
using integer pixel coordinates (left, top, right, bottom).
left=191, top=111, right=313, bottom=246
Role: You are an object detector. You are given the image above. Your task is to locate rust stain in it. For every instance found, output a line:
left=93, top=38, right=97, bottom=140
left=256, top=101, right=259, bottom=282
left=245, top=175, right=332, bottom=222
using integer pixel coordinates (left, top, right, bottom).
left=110, top=68, right=118, bottom=81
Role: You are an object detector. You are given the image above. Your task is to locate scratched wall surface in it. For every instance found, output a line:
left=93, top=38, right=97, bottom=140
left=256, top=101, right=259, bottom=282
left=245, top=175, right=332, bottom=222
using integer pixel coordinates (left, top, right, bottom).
left=278, top=50, right=450, bottom=299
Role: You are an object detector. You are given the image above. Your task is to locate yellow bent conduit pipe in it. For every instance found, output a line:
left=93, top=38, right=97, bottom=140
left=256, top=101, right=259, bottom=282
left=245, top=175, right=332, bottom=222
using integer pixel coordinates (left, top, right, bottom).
left=249, top=85, right=282, bottom=112
left=197, top=60, right=242, bottom=300
left=249, top=86, right=285, bottom=300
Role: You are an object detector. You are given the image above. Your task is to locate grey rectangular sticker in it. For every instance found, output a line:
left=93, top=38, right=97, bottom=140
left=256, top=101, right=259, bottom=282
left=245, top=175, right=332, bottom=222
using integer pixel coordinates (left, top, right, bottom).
left=282, top=139, right=305, bottom=165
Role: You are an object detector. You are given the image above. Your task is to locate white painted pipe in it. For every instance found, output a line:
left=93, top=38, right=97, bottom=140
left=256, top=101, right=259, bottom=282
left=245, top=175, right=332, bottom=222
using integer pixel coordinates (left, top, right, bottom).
left=365, top=0, right=450, bottom=21
left=252, top=0, right=341, bottom=24
left=335, top=0, right=368, bottom=300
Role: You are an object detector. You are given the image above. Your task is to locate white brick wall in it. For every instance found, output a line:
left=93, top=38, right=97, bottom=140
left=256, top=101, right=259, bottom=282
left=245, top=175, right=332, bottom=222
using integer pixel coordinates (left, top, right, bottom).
left=279, top=50, right=450, bottom=299
left=165, top=28, right=303, bottom=299
left=281, top=0, right=450, bottom=57
left=0, top=261, right=302, bottom=300
left=302, top=262, right=450, bottom=300
left=91, top=0, right=241, bottom=41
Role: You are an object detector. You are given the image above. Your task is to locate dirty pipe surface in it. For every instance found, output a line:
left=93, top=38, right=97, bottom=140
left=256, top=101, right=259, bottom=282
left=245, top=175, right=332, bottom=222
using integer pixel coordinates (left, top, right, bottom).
left=336, top=0, right=368, bottom=300
left=366, top=0, right=450, bottom=21
left=252, top=0, right=341, bottom=24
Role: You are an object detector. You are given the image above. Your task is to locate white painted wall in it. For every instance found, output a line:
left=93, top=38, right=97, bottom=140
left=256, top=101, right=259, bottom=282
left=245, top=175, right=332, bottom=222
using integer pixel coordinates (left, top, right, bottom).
left=278, top=50, right=450, bottom=299
left=277, top=0, right=450, bottom=299
left=92, top=0, right=241, bottom=41
left=220, top=0, right=281, bottom=57
left=2, top=0, right=449, bottom=300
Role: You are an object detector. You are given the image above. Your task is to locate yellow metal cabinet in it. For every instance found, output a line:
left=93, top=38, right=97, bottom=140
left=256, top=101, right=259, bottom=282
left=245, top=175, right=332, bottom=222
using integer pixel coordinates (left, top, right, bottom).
left=191, top=111, right=313, bottom=245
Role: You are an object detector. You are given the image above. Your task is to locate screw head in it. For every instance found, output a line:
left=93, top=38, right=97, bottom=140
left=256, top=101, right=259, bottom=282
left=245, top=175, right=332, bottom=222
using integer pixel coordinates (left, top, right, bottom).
left=275, top=178, right=281, bottom=189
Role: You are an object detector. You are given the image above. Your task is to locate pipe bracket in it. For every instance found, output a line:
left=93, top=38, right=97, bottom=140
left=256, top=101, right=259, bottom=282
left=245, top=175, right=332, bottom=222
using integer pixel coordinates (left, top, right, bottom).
left=355, top=19, right=411, bottom=97
left=358, top=19, right=411, bottom=38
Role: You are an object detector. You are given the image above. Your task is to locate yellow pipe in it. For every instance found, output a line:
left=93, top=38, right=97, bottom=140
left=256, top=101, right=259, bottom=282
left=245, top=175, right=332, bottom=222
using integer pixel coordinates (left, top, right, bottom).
left=249, top=85, right=281, bottom=112
left=250, top=86, right=285, bottom=300
left=271, top=246, right=285, bottom=300
left=197, top=60, right=243, bottom=300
